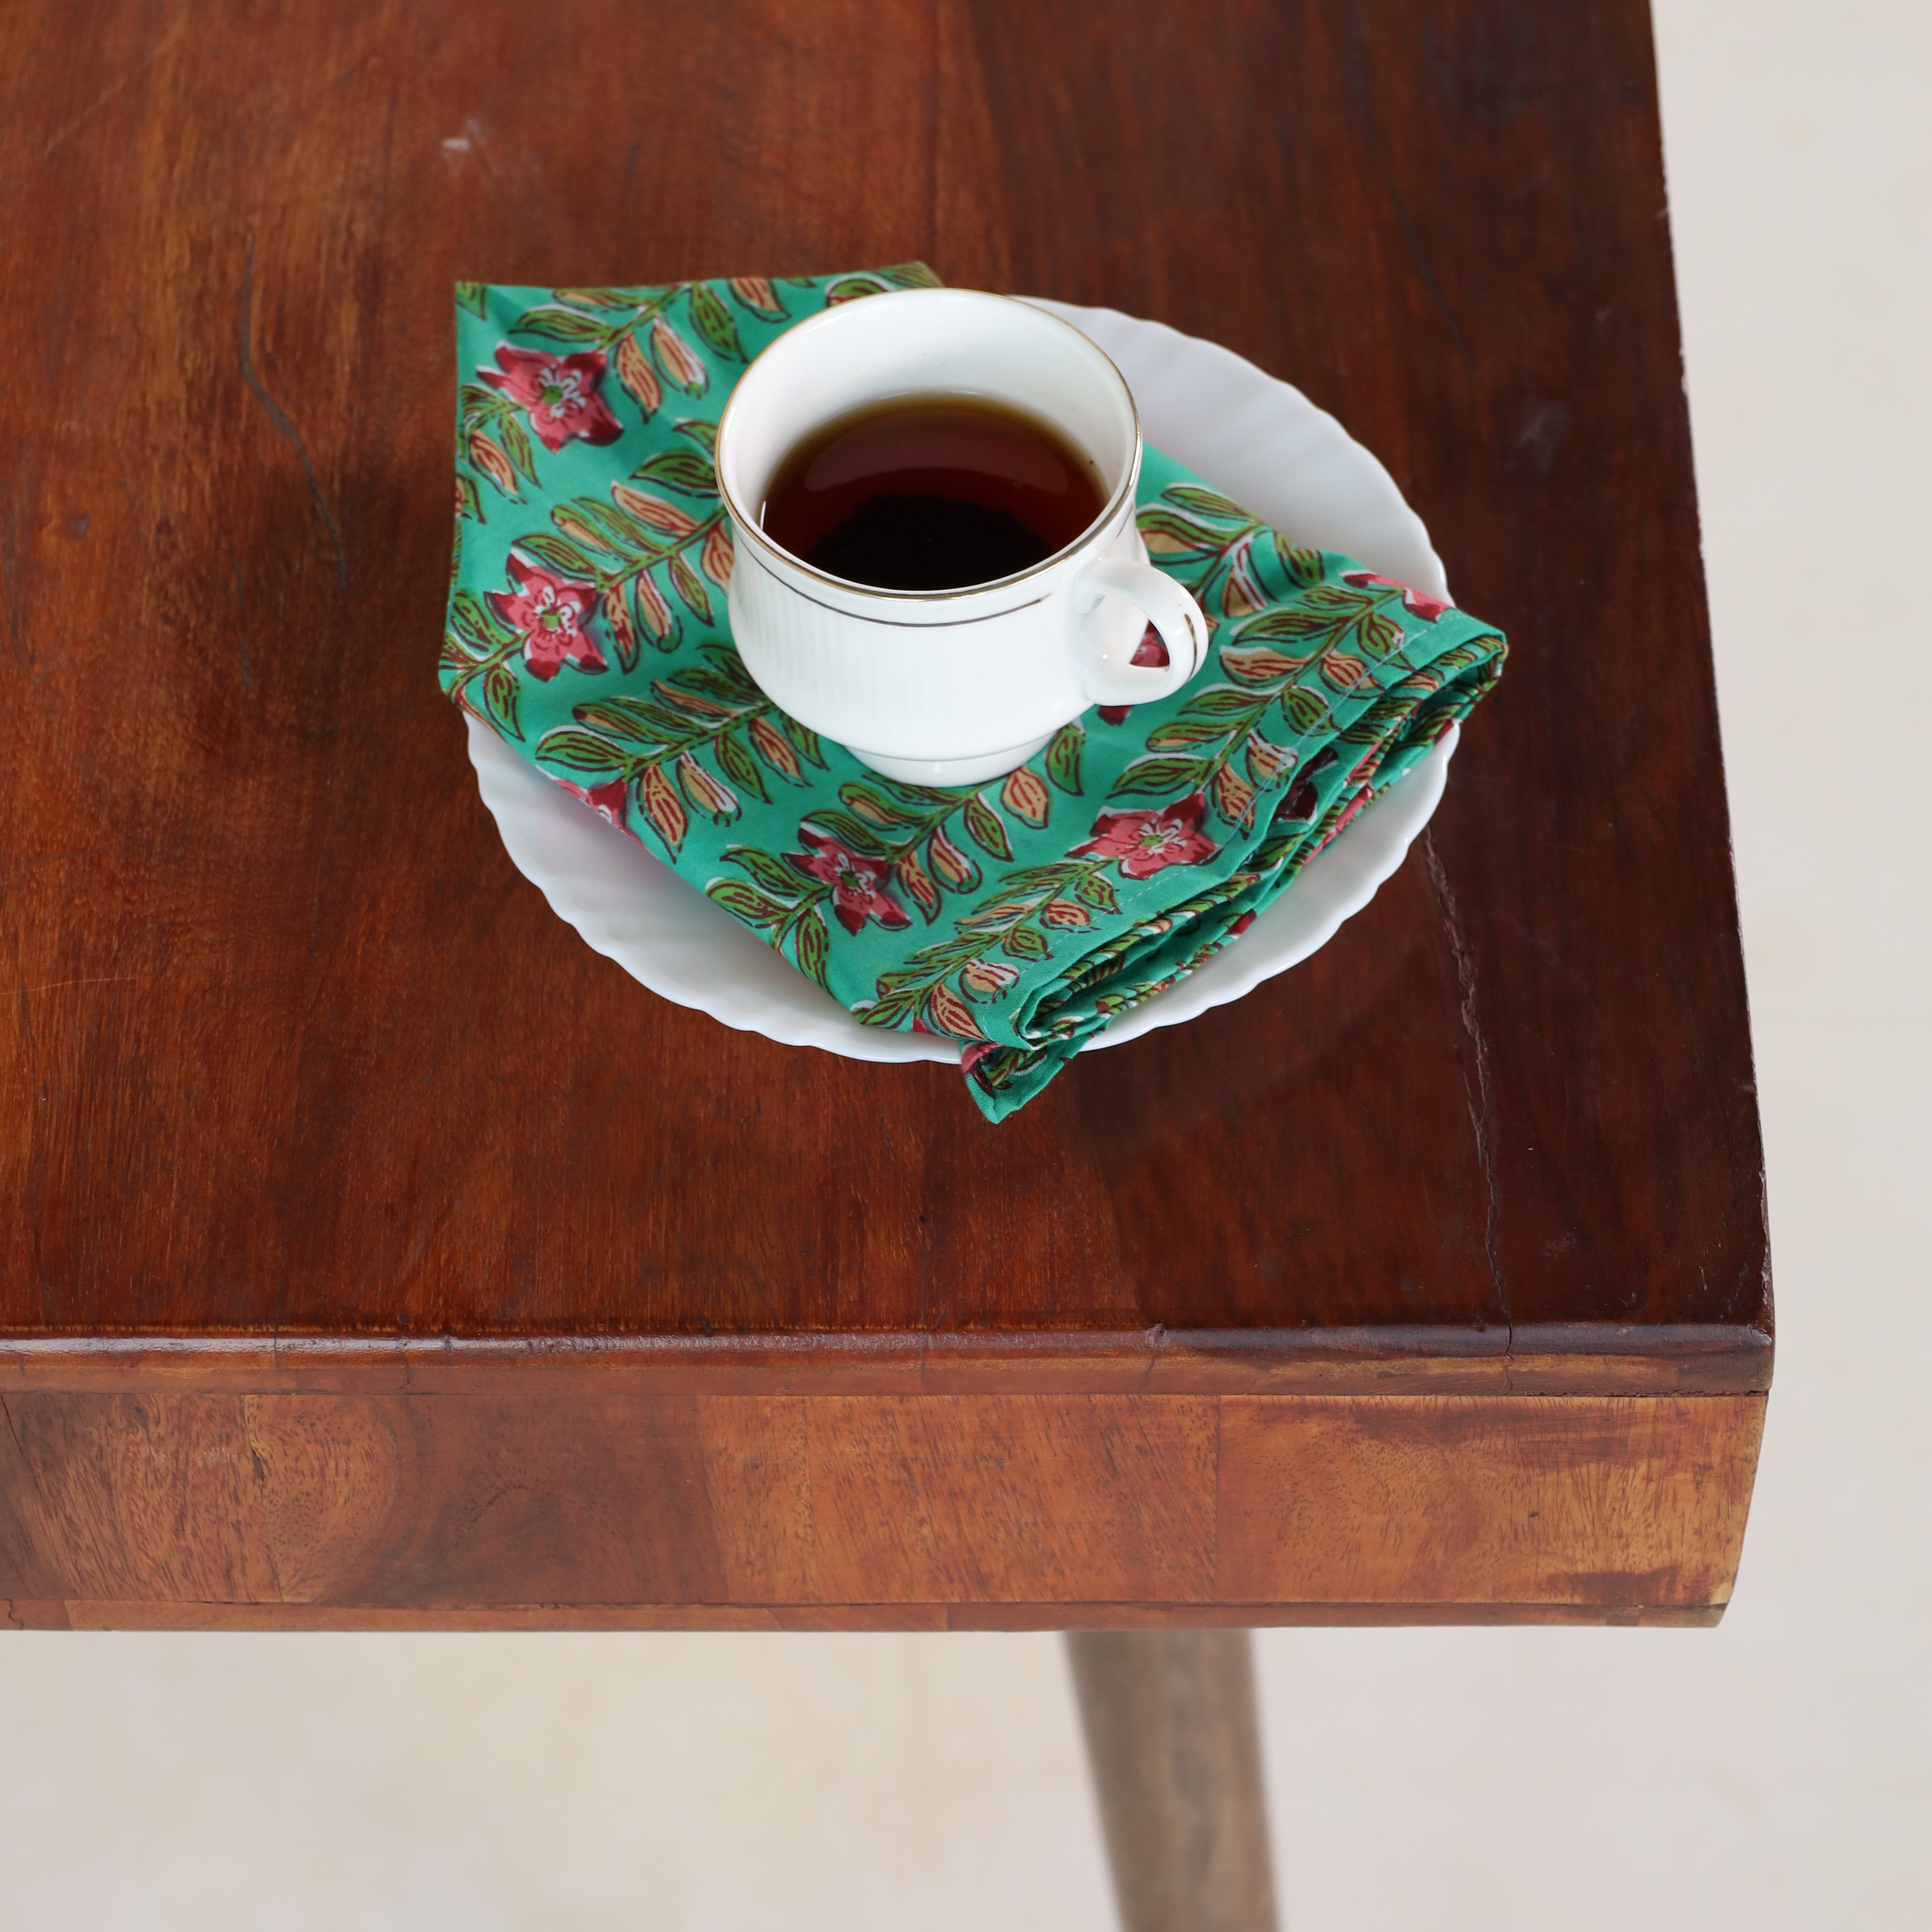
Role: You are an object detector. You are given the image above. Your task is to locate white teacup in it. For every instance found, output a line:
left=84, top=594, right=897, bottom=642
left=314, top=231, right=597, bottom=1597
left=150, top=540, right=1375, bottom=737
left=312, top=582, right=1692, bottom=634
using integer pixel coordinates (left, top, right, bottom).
left=716, top=288, right=1208, bottom=786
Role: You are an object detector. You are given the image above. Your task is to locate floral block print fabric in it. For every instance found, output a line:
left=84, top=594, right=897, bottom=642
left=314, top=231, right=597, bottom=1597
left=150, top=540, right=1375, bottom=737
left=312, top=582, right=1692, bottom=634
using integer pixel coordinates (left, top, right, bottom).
left=444, top=267, right=1507, bottom=1120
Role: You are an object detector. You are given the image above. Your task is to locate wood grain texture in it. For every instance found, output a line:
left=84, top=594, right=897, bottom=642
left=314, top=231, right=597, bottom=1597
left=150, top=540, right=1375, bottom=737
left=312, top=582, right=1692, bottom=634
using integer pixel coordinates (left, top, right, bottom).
left=3, top=1601, right=1730, bottom=1632
left=0, top=0, right=1769, bottom=1621
left=0, top=1323, right=1773, bottom=1397
left=1069, top=1630, right=1278, bottom=1932
left=0, top=1391, right=1765, bottom=1622
left=0, top=0, right=1766, bottom=1353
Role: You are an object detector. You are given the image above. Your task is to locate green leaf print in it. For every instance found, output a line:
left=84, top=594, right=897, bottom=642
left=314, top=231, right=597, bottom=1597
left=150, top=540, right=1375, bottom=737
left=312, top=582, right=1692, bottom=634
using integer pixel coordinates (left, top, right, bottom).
left=444, top=270, right=1508, bottom=1123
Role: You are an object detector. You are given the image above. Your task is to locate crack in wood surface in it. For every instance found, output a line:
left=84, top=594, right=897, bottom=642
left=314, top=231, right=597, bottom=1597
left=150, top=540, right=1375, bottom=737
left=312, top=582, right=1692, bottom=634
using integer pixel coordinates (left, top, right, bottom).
left=1342, top=16, right=1475, bottom=372
left=1379, top=161, right=1475, bottom=371
left=236, top=236, right=348, bottom=587
left=1424, top=831, right=1511, bottom=1355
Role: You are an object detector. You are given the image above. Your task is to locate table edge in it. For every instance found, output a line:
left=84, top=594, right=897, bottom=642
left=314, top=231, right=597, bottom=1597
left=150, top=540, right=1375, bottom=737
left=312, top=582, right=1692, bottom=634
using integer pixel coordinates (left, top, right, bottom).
left=3, top=1599, right=1730, bottom=1632
left=0, top=1322, right=1772, bottom=1395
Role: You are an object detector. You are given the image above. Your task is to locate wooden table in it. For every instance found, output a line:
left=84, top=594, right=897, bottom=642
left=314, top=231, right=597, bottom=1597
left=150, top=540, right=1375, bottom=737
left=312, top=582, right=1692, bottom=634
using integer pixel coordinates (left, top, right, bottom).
left=4, top=0, right=1764, bottom=1646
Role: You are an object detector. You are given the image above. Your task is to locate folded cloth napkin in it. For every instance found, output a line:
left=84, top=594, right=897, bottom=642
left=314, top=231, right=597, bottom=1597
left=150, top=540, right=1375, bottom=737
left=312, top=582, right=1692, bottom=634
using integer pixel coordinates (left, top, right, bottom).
left=444, top=266, right=1506, bottom=1119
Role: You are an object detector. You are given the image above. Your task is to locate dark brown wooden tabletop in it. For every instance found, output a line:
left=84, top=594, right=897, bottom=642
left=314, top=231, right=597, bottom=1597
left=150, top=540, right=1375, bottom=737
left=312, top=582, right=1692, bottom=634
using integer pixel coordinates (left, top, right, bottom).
left=0, top=0, right=1769, bottom=1631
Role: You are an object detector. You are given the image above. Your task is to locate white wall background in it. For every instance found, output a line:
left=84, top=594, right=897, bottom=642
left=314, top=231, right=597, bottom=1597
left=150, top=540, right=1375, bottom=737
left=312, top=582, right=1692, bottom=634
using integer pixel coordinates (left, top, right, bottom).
left=4, top=2, right=1927, bottom=1924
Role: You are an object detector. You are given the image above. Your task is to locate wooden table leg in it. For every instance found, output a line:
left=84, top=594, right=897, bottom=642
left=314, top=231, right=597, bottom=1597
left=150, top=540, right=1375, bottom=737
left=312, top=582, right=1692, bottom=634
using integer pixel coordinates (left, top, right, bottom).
left=1065, top=1629, right=1279, bottom=1932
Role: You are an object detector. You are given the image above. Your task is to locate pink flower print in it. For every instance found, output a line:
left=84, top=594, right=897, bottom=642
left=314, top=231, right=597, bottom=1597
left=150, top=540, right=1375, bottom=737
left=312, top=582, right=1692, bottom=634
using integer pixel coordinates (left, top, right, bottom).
left=555, top=775, right=632, bottom=835
left=486, top=554, right=607, bottom=680
left=1341, top=570, right=1448, bottom=623
left=1274, top=779, right=1318, bottom=824
left=1273, top=744, right=1336, bottom=825
left=785, top=829, right=911, bottom=937
left=1070, top=791, right=1220, bottom=880
left=479, top=345, right=623, bottom=452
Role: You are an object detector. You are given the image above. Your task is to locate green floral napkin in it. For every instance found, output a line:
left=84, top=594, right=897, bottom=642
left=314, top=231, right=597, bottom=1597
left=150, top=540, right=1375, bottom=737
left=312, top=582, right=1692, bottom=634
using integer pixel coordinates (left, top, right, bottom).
left=443, top=265, right=1506, bottom=1119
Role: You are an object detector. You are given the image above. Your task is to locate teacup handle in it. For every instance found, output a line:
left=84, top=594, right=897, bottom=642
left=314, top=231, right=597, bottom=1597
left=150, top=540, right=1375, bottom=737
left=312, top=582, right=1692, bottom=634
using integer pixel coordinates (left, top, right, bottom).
left=1075, top=557, right=1208, bottom=707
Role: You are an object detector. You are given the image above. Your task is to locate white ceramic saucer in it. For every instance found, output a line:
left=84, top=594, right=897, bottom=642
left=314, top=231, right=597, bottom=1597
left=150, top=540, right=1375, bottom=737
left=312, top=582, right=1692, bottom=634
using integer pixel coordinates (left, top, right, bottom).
left=465, top=298, right=1456, bottom=1065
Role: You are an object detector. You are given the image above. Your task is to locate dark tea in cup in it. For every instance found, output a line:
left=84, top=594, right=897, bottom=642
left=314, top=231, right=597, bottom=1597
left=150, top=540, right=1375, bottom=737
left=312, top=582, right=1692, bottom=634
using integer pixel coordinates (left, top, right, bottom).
left=715, top=287, right=1205, bottom=784
left=760, top=395, right=1105, bottom=593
